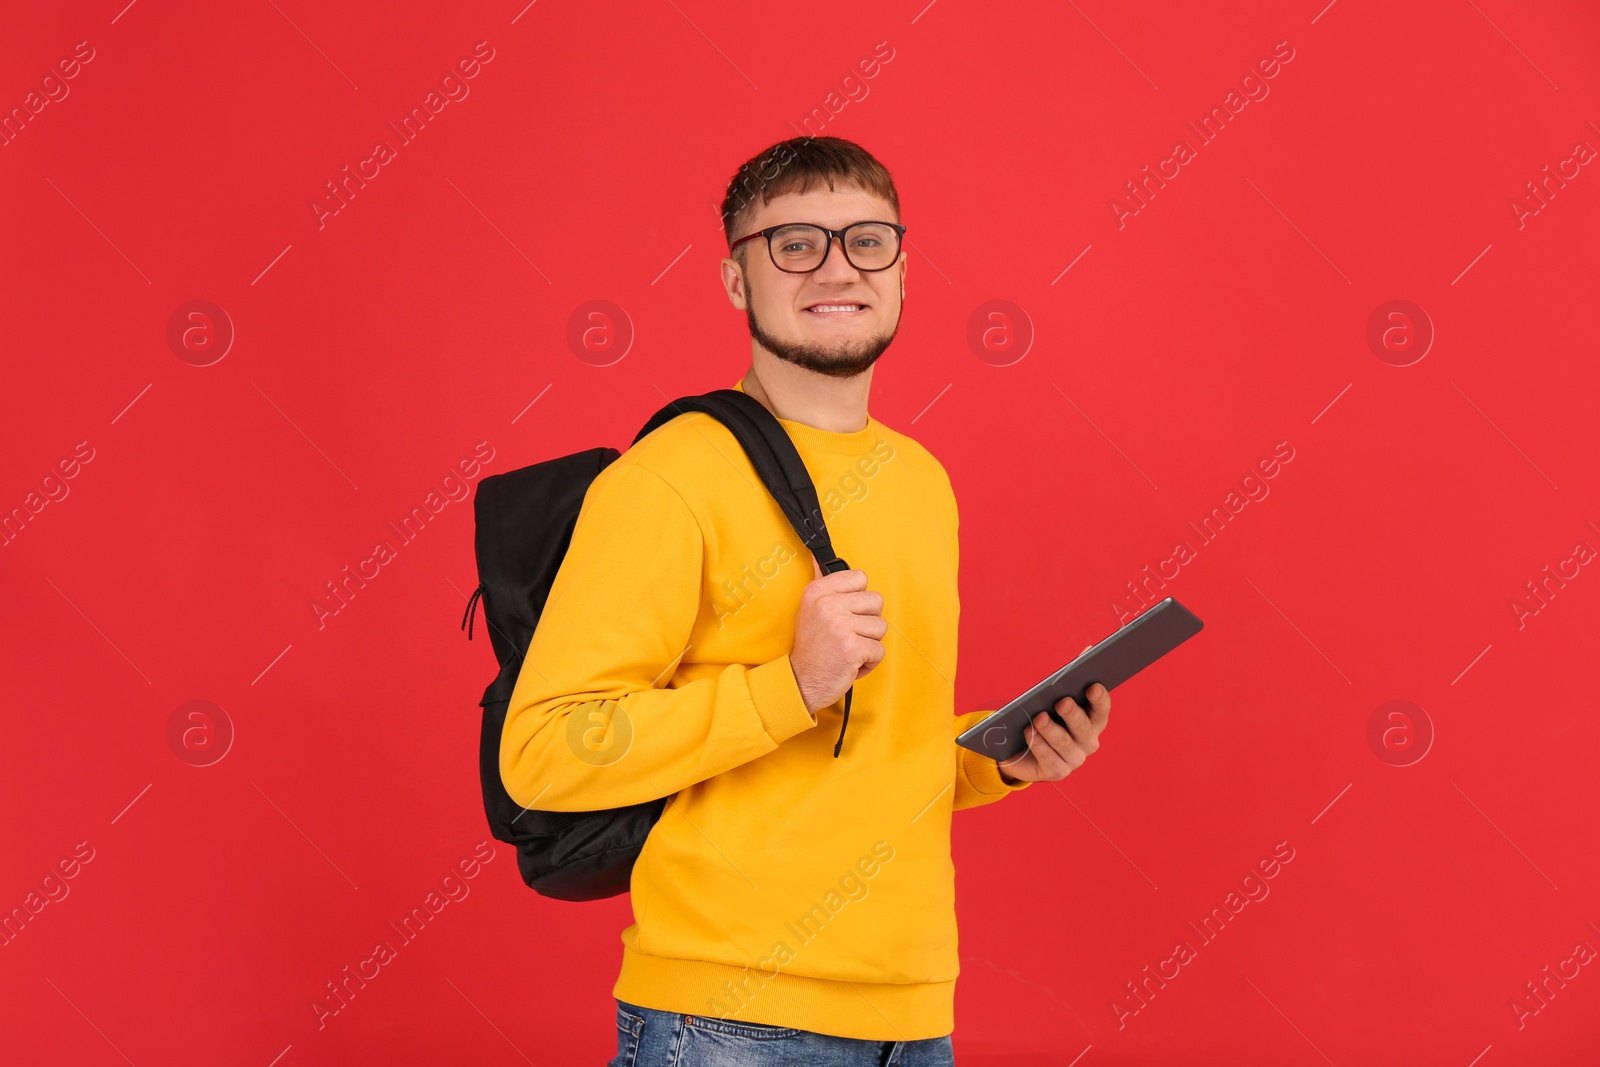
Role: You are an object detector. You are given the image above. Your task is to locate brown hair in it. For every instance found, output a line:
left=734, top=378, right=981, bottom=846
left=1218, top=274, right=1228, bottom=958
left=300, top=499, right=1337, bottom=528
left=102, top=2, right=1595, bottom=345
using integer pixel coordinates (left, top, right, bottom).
left=719, top=136, right=901, bottom=263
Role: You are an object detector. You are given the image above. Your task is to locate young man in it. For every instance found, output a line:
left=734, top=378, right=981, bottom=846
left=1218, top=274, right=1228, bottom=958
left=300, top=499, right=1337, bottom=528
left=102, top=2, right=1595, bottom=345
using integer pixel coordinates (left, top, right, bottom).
left=500, top=136, right=1110, bottom=1066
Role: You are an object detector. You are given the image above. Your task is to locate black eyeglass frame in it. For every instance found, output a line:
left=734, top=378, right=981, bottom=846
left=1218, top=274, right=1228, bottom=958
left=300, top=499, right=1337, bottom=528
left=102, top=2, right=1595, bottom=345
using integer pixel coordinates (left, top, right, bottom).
left=729, top=221, right=908, bottom=274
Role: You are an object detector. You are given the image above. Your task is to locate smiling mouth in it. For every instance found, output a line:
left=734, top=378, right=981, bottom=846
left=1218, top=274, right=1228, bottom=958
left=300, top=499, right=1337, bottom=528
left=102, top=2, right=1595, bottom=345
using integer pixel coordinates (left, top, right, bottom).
left=804, top=303, right=868, bottom=315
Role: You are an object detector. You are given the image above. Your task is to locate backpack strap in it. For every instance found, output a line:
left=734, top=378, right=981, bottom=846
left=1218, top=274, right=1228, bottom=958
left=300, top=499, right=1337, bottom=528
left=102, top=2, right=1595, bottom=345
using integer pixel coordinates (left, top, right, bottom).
left=634, top=390, right=848, bottom=573
left=632, top=388, right=856, bottom=756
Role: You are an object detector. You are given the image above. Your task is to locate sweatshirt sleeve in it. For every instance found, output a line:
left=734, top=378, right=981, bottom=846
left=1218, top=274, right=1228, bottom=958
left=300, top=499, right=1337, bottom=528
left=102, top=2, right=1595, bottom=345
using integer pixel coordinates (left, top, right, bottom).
left=953, top=710, right=1032, bottom=810
left=499, top=459, right=817, bottom=813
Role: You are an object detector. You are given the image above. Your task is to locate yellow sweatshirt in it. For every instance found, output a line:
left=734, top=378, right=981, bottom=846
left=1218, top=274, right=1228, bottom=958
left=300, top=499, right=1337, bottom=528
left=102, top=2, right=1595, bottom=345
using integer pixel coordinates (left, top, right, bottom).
left=500, top=378, right=1029, bottom=1040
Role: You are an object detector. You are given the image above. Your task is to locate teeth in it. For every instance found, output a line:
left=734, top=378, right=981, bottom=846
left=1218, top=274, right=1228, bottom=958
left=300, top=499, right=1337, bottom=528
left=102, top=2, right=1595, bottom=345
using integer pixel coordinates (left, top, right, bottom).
left=808, top=305, right=861, bottom=312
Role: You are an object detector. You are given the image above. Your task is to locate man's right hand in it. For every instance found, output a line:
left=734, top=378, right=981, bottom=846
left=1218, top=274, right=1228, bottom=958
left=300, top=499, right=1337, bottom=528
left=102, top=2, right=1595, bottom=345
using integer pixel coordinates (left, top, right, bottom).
left=789, top=555, right=887, bottom=716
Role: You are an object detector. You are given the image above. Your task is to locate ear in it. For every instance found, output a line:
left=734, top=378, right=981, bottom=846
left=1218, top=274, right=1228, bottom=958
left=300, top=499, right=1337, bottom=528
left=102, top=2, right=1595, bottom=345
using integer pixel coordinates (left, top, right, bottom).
left=720, top=255, right=749, bottom=311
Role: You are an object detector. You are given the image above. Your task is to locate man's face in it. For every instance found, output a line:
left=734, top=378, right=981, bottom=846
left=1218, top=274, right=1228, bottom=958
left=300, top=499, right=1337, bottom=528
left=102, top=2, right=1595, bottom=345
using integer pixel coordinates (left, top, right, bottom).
left=721, top=184, right=906, bottom=380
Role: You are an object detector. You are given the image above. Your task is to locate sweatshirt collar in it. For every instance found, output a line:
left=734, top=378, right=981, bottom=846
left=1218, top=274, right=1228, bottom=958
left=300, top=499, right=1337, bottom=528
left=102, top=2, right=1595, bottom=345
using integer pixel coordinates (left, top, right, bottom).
left=730, top=378, right=880, bottom=457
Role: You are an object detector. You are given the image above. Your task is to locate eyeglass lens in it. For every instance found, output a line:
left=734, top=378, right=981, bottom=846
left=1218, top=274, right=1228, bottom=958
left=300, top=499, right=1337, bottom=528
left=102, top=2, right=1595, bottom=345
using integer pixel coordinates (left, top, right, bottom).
left=768, top=223, right=900, bottom=272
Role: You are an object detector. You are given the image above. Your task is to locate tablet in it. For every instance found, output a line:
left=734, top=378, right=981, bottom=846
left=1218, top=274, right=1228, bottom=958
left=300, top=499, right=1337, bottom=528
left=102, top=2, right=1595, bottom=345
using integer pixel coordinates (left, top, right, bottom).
left=955, top=597, right=1204, bottom=763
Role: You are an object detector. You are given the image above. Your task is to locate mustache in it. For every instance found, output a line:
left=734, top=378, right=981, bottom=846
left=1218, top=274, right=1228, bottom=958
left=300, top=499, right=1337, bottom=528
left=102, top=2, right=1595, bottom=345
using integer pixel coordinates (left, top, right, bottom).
left=745, top=301, right=902, bottom=379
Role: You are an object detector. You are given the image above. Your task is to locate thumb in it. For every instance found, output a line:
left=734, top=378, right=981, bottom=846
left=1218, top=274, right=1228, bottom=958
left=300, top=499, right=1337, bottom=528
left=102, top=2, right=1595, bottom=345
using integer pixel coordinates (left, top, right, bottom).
left=812, top=554, right=824, bottom=580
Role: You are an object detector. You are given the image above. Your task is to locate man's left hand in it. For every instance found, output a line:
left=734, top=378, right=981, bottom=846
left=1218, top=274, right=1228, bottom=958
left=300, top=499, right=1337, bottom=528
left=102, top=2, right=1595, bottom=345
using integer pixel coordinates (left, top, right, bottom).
left=996, top=683, right=1110, bottom=784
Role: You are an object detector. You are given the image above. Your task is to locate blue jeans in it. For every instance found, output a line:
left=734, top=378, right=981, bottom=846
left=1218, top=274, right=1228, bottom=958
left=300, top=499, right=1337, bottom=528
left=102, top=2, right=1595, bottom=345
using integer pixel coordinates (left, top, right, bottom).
left=608, top=999, right=955, bottom=1067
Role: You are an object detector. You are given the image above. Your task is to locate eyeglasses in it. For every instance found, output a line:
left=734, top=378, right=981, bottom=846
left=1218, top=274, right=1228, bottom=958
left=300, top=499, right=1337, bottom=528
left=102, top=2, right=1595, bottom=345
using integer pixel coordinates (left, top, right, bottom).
left=729, top=221, right=907, bottom=273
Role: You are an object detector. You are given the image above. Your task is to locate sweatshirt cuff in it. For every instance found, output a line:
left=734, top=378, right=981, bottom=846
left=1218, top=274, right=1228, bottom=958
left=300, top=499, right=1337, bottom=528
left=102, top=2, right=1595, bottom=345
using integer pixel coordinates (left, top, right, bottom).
left=961, top=745, right=1032, bottom=796
left=748, top=654, right=816, bottom=743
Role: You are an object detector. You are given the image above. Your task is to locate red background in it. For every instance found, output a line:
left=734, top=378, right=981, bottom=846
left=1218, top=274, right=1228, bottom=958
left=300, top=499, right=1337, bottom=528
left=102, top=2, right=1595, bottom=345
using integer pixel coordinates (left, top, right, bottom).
left=4, top=1, right=1599, bottom=1064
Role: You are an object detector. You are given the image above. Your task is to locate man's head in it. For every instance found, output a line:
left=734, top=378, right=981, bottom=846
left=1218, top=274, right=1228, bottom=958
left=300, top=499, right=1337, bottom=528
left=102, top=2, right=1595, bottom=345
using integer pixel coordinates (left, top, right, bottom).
left=719, top=137, right=905, bottom=380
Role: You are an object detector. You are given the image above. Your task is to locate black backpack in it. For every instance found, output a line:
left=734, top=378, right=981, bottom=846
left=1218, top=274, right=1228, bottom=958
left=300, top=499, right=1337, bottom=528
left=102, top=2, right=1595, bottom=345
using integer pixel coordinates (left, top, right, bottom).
left=461, top=389, right=855, bottom=901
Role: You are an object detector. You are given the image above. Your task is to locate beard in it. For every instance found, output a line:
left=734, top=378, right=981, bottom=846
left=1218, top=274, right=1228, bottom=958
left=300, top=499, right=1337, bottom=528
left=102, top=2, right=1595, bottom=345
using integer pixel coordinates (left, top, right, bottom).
left=744, top=284, right=902, bottom=380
